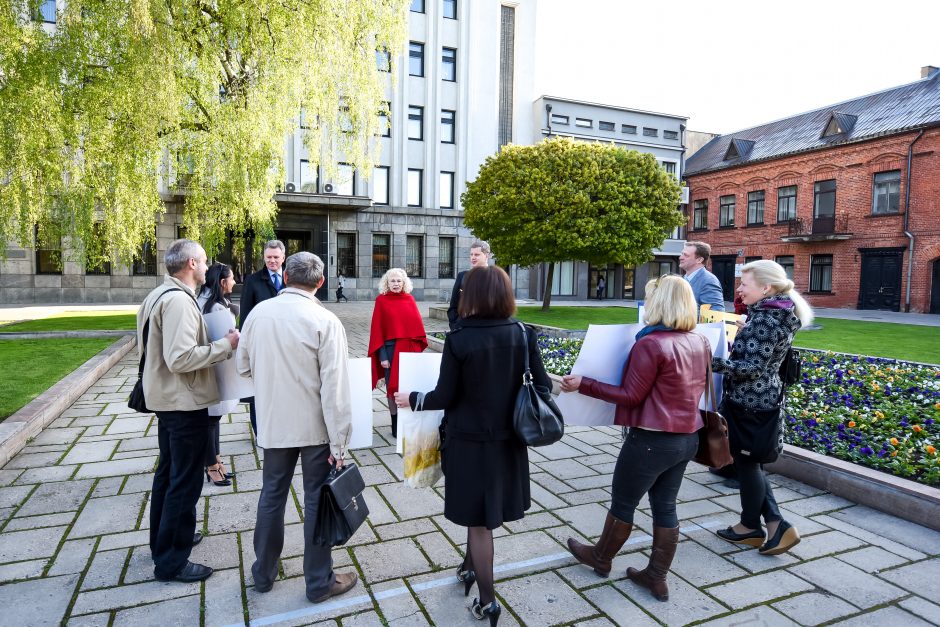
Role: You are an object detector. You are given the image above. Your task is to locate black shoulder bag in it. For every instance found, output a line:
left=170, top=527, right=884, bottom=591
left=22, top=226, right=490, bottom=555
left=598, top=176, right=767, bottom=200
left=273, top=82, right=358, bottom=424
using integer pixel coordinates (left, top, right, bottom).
left=127, top=288, right=183, bottom=413
left=512, top=322, right=564, bottom=447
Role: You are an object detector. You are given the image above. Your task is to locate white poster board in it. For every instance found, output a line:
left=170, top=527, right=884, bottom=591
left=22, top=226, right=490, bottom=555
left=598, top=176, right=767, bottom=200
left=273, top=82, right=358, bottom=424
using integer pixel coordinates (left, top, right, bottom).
left=347, top=358, right=373, bottom=449
left=555, top=324, right=643, bottom=426
left=203, top=309, right=254, bottom=401
left=695, top=321, right=729, bottom=409
left=395, top=352, right=444, bottom=455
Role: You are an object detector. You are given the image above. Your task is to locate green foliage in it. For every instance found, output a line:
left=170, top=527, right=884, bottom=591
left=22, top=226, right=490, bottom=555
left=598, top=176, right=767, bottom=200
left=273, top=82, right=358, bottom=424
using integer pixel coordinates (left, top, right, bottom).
left=0, top=0, right=409, bottom=267
left=461, top=137, right=684, bottom=268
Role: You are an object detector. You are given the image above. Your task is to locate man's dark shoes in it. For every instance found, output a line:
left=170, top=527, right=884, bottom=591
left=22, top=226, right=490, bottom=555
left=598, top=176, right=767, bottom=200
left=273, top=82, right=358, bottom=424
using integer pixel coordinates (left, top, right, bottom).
left=156, top=561, right=213, bottom=583
left=192, top=532, right=203, bottom=547
left=716, top=526, right=765, bottom=547
left=310, top=571, right=358, bottom=603
left=759, top=521, right=801, bottom=555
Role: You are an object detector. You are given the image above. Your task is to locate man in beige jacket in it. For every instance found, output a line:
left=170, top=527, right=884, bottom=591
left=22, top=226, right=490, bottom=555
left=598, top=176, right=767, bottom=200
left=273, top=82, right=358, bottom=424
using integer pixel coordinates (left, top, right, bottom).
left=237, top=251, right=358, bottom=603
left=137, top=239, right=239, bottom=583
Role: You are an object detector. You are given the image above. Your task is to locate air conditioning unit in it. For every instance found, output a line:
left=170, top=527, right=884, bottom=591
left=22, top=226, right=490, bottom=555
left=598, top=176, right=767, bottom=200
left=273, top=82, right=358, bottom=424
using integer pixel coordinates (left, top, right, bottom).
left=284, top=182, right=297, bottom=193
left=323, top=183, right=336, bottom=194
left=680, top=186, right=690, bottom=204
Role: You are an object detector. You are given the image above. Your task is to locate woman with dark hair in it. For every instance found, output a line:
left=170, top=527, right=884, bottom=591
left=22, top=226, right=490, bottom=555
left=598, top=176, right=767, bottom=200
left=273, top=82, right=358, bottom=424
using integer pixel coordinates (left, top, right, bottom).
left=394, top=266, right=550, bottom=626
left=196, top=263, right=240, bottom=487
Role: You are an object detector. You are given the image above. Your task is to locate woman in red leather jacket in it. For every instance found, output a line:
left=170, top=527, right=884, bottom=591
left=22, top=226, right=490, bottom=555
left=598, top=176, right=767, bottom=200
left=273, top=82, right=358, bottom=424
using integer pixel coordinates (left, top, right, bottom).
left=560, top=275, right=710, bottom=602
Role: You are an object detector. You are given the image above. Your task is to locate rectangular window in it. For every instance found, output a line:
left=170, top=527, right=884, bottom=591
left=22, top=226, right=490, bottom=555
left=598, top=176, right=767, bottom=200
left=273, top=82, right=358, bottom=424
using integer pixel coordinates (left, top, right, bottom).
left=409, top=42, right=424, bottom=77
left=693, top=199, right=708, bottom=230
left=336, top=233, right=357, bottom=278
left=810, top=254, right=833, bottom=293
left=441, top=109, right=456, bottom=143
left=441, top=47, right=457, bottom=82
left=133, top=234, right=157, bottom=276
left=85, top=224, right=111, bottom=276
left=575, top=118, right=592, bottom=128
left=719, top=195, right=736, bottom=227
left=406, top=235, right=424, bottom=277
left=375, top=48, right=391, bottom=72
left=872, top=170, right=901, bottom=214
left=407, top=169, right=423, bottom=206
left=643, top=127, right=658, bottom=137
left=440, top=171, right=455, bottom=208
left=372, top=234, right=391, bottom=278
left=300, top=159, right=317, bottom=193
left=598, top=121, right=615, bottom=131
left=336, top=163, right=355, bottom=196
left=775, top=255, right=794, bottom=280
left=34, top=0, right=55, bottom=22
left=814, top=179, right=836, bottom=218
left=408, top=105, right=424, bottom=140
left=622, top=124, right=637, bottom=134
left=661, top=161, right=676, bottom=176
left=373, top=166, right=389, bottom=205
left=410, top=0, right=424, bottom=12
left=35, top=225, right=61, bottom=275
left=439, top=237, right=456, bottom=278
left=550, top=261, right=576, bottom=295
left=777, top=185, right=797, bottom=222
left=550, top=114, right=569, bottom=126
left=497, top=5, right=515, bottom=147
left=747, top=190, right=765, bottom=225
left=443, top=0, right=457, bottom=19
left=378, top=102, right=391, bottom=137
left=663, top=130, right=679, bottom=140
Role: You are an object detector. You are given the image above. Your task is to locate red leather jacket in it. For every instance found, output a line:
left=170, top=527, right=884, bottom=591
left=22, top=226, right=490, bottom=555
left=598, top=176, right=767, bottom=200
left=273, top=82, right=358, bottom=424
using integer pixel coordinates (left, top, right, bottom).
left=578, top=330, right=709, bottom=433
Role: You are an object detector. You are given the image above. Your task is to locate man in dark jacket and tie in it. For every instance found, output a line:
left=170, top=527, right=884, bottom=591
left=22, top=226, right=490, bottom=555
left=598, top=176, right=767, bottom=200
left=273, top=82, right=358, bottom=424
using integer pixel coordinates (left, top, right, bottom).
left=239, top=239, right=285, bottom=435
left=447, top=239, right=491, bottom=331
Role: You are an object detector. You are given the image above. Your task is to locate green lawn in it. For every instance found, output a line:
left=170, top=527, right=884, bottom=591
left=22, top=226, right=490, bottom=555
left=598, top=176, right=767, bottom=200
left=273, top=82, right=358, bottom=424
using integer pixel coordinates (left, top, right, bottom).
left=514, top=306, right=940, bottom=364
left=0, top=312, right=137, bottom=332
left=0, top=338, right=116, bottom=420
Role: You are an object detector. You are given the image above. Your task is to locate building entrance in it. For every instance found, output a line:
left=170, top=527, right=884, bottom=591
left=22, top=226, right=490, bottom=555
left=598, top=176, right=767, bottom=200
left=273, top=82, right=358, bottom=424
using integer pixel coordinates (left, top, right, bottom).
left=858, top=248, right=903, bottom=311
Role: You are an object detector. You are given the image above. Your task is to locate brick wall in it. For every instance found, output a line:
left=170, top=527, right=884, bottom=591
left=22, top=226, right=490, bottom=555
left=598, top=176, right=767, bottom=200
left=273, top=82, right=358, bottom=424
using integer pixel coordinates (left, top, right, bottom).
left=685, top=128, right=940, bottom=313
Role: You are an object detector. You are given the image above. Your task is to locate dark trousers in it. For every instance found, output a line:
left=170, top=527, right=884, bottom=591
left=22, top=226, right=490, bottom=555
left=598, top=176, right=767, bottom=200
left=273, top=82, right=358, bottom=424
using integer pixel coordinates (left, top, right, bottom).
left=247, top=398, right=257, bottom=435
left=205, top=419, right=221, bottom=466
left=252, top=445, right=335, bottom=600
left=610, top=429, right=699, bottom=527
left=150, top=409, right=211, bottom=579
left=736, top=457, right=782, bottom=529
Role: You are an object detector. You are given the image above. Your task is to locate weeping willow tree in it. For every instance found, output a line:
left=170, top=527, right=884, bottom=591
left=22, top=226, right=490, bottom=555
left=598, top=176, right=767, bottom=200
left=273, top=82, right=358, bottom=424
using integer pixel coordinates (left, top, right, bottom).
left=0, top=0, right=408, bottom=269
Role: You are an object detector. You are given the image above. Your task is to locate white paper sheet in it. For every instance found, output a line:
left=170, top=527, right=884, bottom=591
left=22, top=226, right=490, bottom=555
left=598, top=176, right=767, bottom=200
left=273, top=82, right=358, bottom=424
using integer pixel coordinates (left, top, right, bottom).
left=203, top=309, right=255, bottom=401
left=395, top=352, right=444, bottom=455
left=347, top=357, right=374, bottom=449
left=555, top=324, right=643, bottom=426
left=695, top=322, right=728, bottom=409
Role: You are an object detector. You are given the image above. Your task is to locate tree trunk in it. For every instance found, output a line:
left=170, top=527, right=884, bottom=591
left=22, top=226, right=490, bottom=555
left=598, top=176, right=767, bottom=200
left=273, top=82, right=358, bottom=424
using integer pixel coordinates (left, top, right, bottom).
left=541, top=263, right=555, bottom=311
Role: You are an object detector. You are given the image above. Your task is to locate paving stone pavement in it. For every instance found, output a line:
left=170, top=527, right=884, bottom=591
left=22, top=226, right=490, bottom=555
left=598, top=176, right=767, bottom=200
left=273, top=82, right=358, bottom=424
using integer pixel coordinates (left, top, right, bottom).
left=1, top=301, right=939, bottom=626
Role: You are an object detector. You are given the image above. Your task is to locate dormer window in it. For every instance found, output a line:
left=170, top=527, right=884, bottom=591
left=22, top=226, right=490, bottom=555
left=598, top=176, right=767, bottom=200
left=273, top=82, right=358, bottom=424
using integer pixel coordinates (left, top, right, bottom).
left=723, top=138, right=754, bottom=161
left=821, top=112, right=857, bottom=138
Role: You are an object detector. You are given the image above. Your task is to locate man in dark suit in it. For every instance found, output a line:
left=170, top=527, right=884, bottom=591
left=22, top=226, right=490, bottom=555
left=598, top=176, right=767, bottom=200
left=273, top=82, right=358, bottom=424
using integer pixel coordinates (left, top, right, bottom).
left=447, top=239, right=491, bottom=330
left=239, top=239, right=285, bottom=435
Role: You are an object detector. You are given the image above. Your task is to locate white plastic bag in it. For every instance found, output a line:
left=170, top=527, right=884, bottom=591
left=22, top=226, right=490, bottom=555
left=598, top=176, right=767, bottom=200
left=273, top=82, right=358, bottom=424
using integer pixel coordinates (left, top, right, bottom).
left=402, top=410, right=443, bottom=488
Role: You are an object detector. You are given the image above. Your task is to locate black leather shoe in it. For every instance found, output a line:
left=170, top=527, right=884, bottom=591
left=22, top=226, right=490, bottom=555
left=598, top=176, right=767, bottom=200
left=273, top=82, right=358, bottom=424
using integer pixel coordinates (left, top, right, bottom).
left=759, top=521, right=800, bottom=555
left=192, top=532, right=203, bottom=547
left=156, top=561, right=213, bottom=583
left=716, top=526, right=765, bottom=547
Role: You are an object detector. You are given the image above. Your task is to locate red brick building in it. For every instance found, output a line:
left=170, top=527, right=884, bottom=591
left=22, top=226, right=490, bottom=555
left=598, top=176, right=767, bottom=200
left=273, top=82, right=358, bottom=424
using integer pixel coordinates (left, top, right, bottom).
left=684, top=68, right=940, bottom=313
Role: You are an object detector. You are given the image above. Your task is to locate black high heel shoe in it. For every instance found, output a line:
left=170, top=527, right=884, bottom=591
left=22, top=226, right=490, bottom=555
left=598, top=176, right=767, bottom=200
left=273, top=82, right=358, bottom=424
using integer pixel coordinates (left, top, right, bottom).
left=470, top=599, right=500, bottom=626
left=205, top=466, right=231, bottom=487
left=457, top=566, right=476, bottom=596
left=716, top=525, right=765, bottom=547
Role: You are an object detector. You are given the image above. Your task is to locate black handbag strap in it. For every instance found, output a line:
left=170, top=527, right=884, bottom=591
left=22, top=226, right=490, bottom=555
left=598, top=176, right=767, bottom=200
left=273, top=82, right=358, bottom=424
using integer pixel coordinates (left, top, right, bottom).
left=516, top=321, right=533, bottom=384
left=137, top=288, right=184, bottom=379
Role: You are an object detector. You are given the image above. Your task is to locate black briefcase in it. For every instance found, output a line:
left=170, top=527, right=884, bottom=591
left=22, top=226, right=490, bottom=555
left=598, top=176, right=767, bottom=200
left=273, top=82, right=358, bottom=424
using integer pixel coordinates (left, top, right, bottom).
left=312, top=462, right=369, bottom=547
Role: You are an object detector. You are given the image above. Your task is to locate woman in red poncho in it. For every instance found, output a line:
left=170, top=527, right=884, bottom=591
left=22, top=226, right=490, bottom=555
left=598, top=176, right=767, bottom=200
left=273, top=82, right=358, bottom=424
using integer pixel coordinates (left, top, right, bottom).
left=369, top=268, right=428, bottom=438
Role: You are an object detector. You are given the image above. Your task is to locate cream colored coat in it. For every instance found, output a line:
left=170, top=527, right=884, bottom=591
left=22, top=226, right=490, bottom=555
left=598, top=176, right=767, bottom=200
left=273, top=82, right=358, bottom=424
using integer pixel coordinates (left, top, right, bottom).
left=236, top=287, right=352, bottom=457
left=136, top=276, right=234, bottom=411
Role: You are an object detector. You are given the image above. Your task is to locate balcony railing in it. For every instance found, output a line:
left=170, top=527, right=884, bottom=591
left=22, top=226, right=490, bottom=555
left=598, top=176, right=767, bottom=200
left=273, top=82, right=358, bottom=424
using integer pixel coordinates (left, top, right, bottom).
left=782, top=213, right=851, bottom=242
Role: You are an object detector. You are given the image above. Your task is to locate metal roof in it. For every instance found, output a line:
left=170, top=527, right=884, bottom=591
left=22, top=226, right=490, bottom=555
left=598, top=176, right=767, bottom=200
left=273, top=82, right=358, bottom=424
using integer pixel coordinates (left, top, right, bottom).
left=685, top=70, right=940, bottom=176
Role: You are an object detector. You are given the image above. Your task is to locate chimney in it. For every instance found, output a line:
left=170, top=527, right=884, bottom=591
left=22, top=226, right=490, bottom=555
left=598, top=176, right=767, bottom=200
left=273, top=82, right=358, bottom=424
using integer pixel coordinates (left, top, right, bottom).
left=922, top=65, right=939, bottom=79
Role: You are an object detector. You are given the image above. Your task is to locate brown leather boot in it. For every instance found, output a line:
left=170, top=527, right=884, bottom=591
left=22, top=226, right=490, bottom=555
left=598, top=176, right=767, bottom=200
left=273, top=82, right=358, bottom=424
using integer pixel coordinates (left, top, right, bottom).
left=566, top=513, right=632, bottom=577
left=627, top=525, right=680, bottom=601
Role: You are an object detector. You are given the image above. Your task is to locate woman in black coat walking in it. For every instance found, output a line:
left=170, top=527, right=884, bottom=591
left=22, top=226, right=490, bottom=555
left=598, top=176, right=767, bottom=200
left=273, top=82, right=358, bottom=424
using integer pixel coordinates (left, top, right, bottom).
left=395, top=266, right=550, bottom=626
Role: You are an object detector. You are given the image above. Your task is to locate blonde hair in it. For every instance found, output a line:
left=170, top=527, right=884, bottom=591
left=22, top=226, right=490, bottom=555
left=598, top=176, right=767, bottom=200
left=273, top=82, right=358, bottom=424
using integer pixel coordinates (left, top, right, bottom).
left=742, top=260, right=814, bottom=327
left=642, top=275, right=697, bottom=331
left=378, top=268, right=414, bottom=294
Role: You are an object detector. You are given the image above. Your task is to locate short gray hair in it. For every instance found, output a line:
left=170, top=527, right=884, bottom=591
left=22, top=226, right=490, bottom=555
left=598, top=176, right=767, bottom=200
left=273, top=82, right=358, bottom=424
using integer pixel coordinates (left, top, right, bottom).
left=164, top=239, right=203, bottom=275
left=265, top=239, right=286, bottom=255
left=284, top=252, right=324, bottom=288
left=470, top=239, right=491, bottom=255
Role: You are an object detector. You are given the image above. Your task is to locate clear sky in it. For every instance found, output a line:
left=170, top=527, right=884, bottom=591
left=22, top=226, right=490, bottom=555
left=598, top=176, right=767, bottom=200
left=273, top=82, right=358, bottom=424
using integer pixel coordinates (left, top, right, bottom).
left=534, top=0, right=940, bottom=135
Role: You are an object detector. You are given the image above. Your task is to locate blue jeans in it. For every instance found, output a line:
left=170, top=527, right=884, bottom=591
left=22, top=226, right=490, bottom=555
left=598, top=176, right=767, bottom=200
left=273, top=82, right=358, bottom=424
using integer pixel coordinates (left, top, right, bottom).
left=610, top=428, right=699, bottom=527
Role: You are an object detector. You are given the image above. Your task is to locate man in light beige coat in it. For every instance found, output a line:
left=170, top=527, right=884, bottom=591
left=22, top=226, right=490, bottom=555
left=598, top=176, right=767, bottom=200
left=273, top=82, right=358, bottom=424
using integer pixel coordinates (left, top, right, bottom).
left=236, top=251, right=358, bottom=603
left=137, top=239, right=239, bottom=583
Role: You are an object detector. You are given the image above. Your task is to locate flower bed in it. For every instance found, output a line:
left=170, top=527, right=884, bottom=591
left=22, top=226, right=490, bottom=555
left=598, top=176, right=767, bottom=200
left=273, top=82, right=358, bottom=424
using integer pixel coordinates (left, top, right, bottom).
left=430, top=331, right=583, bottom=376
left=784, top=352, right=940, bottom=487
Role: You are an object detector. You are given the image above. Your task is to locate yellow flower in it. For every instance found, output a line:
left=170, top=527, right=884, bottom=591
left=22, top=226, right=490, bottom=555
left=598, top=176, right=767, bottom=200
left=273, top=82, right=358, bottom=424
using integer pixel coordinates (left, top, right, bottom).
left=848, top=421, right=856, bottom=428
left=927, top=445, right=936, bottom=455
left=913, top=425, right=923, bottom=433
left=891, top=451, right=898, bottom=457
left=890, top=438, right=899, bottom=446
